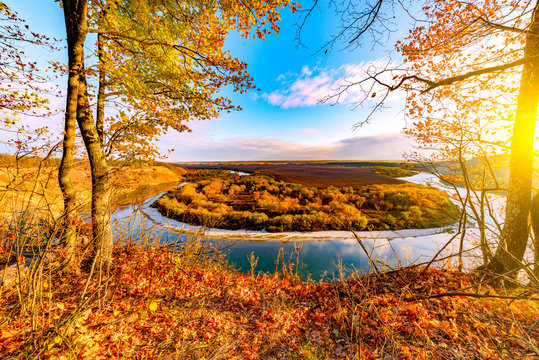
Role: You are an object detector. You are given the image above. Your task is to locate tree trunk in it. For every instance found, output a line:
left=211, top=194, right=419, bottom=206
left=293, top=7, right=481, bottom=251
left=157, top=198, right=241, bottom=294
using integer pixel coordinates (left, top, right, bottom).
left=77, top=72, right=113, bottom=270
left=531, top=192, right=539, bottom=280
left=61, top=0, right=112, bottom=270
left=96, top=32, right=105, bottom=145
left=485, top=4, right=539, bottom=276
left=59, top=0, right=88, bottom=267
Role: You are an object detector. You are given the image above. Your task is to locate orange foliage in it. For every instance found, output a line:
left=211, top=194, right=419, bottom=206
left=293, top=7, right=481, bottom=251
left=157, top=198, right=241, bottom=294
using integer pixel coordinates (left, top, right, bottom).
left=1, top=244, right=537, bottom=359
left=153, top=172, right=460, bottom=231
left=399, top=0, right=522, bottom=184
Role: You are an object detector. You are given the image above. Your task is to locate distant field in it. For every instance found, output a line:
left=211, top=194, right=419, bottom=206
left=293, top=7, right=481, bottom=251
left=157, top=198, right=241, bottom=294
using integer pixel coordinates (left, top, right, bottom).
left=181, top=163, right=405, bottom=188
left=181, top=160, right=405, bottom=167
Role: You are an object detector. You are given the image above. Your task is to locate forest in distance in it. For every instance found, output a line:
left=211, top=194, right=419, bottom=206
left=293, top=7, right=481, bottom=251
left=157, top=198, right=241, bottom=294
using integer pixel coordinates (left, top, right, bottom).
left=2, top=0, right=539, bottom=359
left=153, top=168, right=459, bottom=232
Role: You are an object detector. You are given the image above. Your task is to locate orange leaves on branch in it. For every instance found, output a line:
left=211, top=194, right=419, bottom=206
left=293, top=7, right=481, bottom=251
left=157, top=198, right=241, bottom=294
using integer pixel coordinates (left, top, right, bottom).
left=395, top=0, right=526, bottom=209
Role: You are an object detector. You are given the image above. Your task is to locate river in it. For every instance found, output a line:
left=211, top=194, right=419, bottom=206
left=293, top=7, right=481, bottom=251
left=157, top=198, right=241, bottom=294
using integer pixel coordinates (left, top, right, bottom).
left=110, top=172, right=497, bottom=280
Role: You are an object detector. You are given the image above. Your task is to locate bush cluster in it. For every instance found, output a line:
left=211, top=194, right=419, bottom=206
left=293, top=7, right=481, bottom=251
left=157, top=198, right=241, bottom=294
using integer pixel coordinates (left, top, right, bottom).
left=153, top=172, right=459, bottom=232
left=373, top=166, right=415, bottom=178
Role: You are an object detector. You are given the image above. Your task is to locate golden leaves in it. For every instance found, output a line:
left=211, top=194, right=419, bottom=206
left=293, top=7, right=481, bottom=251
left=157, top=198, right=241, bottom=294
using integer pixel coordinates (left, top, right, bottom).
left=90, top=0, right=294, bottom=160
left=3, top=245, right=538, bottom=358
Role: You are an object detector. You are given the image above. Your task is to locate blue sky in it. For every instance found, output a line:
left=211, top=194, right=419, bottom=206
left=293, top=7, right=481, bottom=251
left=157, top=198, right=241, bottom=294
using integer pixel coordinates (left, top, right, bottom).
left=3, top=1, right=415, bottom=161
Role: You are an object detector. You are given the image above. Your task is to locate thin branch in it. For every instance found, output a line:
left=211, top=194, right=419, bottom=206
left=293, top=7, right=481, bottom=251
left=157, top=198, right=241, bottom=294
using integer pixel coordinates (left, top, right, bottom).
left=294, top=0, right=318, bottom=49
left=348, top=0, right=383, bottom=43
left=405, top=291, right=539, bottom=302
left=477, top=16, right=527, bottom=34
left=391, top=57, right=528, bottom=92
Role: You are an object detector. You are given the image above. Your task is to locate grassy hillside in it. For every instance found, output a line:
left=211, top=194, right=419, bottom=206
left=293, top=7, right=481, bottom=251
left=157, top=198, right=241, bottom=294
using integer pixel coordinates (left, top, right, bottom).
left=1, top=241, right=537, bottom=359
left=0, top=161, right=187, bottom=218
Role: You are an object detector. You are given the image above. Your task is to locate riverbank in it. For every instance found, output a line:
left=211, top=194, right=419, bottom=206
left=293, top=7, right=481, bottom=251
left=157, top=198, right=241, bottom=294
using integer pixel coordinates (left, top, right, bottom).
left=0, top=163, right=186, bottom=219
left=157, top=220, right=456, bottom=241
left=112, top=170, right=460, bottom=241
left=2, top=243, right=537, bottom=359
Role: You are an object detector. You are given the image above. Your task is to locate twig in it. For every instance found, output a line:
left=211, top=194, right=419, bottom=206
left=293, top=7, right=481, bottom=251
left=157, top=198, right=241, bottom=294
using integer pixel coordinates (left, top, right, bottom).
left=405, top=291, right=539, bottom=302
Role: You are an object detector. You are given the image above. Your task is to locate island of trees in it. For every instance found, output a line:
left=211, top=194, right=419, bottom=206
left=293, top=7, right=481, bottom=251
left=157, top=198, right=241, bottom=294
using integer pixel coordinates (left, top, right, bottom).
left=153, top=170, right=460, bottom=232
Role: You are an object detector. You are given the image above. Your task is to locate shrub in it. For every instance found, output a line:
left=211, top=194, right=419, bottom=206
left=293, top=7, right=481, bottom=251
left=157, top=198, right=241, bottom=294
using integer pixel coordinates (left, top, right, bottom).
left=409, top=206, right=423, bottom=218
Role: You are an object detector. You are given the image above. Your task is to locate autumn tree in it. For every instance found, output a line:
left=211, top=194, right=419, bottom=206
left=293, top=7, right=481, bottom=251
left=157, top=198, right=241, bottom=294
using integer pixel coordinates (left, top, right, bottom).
left=404, top=95, right=510, bottom=268
left=87, top=0, right=249, bottom=160
left=0, top=2, right=56, bottom=206
left=0, top=2, right=64, bottom=267
left=301, top=0, right=539, bottom=277
left=59, top=0, right=88, bottom=268
left=0, top=2, right=52, bottom=119
left=59, top=0, right=297, bottom=268
left=396, top=0, right=539, bottom=278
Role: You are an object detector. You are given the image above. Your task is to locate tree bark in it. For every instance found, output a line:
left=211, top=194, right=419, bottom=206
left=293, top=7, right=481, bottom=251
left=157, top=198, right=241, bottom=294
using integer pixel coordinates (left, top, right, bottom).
left=59, top=0, right=88, bottom=267
left=61, top=0, right=112, bottom=270
left=485, top=3, right=539, bottom=275
left=96, top=32, right=105, bottom=145
left=77, top=72, right=113, bottom=270
left=531, top=192, right=539, bottom=280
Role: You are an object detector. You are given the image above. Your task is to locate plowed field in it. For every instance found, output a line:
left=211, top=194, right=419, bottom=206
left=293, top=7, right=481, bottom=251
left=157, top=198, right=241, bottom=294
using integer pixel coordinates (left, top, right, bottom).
left=181, top=163, right=405, bottom=188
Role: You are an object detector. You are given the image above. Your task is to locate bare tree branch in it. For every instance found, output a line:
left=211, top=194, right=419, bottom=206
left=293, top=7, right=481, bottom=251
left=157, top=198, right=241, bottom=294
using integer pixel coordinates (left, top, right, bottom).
left=391, top=57, right=528, bottom=92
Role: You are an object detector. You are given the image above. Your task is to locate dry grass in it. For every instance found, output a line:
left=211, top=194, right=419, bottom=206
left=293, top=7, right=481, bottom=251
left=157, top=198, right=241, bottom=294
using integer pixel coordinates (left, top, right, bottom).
left=0, top=163, right=185, bottom=219
left=1, top=237, right=538, bottom=359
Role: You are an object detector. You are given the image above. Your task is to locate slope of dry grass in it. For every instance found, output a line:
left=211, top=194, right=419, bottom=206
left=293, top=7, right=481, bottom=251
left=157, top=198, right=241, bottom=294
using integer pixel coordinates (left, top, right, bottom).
left=0, top=163, right=186, bottom=218
left=1, top=241, right=538, bottom=359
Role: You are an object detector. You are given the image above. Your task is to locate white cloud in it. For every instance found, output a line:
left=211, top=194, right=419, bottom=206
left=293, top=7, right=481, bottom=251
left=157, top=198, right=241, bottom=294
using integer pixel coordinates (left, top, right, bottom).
left=165, top=132, right=414, bottom=162
left=249, top=92, right=260, bottom=101
left=263, top=59, right=405, bottom=109
left=276, top=74, right=286, bottom=82
left=298, top=128, right=320, bottom=135
left=301, top=65, right=313, bottom=77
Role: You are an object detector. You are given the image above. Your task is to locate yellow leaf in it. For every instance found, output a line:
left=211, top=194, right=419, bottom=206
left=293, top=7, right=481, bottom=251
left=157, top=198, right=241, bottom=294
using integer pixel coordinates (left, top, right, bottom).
left=47, top=336, right=62, bottom=350
left=0, top=329, right=18, bottom=340
left=149, top=301, right=158, bottom=312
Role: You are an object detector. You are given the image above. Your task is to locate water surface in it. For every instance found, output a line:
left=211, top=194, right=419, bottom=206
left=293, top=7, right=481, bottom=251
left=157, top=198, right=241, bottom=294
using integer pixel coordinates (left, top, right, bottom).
left=111, top=173, right=486, bottom=280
